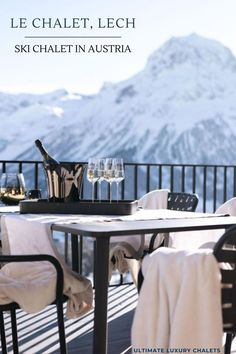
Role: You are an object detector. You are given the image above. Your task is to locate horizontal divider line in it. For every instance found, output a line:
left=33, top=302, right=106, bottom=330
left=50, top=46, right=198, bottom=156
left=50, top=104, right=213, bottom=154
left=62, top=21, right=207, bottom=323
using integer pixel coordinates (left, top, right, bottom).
left=24, top=36, right=122, bottom=39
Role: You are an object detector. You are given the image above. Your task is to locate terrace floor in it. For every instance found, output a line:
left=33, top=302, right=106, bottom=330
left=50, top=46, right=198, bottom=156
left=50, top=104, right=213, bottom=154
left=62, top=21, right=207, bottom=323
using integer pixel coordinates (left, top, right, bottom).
left=2, top=282, right=236, bottom=354
left=1, top=284, right=138, bottom=354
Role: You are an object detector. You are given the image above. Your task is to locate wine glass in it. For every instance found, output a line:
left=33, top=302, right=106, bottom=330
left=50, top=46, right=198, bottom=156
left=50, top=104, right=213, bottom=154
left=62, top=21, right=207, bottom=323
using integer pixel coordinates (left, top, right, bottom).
left=86, top=158, right=99, bottom=203
left=104, top=158, right=115, bottom=203
left=0, top=173, right=27, bottom=205
left=97, top=158, right=105, bottom=202
left=113, top=158, right=125, bottom=202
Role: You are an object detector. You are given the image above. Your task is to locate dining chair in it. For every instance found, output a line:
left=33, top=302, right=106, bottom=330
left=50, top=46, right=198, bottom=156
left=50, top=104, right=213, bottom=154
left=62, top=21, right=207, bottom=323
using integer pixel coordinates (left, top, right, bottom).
left=168, top=191, right=199, bottom=211
left=168, top=197, right=236, bottom=250
left=213, top=225, right=236, bottom=354
left=147, top=191, right=199, bottom=253
left=215, top=197, right=236, bottom=215
left=124, top=190, right=198, bottom=254
left=135, top=191, right=199, bottom=289
left=0, top=254, right=67, bottom=354
left=116, top=190, right=198, bottom=285
left=109, top=189, right=169, bottom=285
left=137, top=225, right=236, bottom=353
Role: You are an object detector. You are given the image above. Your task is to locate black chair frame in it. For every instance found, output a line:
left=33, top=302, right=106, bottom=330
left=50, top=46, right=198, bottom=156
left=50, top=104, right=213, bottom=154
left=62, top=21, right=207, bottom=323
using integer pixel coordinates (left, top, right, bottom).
left=213, top=225, right=236, bottom=354
left=0, top=254, right=67, bottom=354
left=138, top=225, right=236, bottom=354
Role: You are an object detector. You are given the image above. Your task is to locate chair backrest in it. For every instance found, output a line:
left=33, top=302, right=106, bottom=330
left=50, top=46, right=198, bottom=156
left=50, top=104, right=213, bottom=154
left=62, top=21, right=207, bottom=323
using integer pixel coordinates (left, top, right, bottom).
left=167, top=192, right=199, bottom=212
left=138, top=189, right=169, bottom=210
left=145, top=192, right=199, bottom=253
left=0, top=254, right=67, bottom=354
left=213, top=225, right=236, bottom=334
left=215, top=197, right=236, bottom=216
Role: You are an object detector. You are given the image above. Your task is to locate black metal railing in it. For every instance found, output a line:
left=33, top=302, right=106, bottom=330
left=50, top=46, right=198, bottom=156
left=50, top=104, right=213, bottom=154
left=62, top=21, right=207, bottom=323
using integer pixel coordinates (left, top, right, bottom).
left=1, top=159, right=236, bottom=283
left=120, top=162, right=236, bottom=213
left=1, top=160, right=236, bottom=213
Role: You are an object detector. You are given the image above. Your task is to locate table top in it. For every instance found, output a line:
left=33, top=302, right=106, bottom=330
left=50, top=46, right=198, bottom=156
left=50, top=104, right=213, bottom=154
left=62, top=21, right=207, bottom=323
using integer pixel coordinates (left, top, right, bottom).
left=2, top=208, right=236, bottom=237
left=51, top=211, right=236, bottom=237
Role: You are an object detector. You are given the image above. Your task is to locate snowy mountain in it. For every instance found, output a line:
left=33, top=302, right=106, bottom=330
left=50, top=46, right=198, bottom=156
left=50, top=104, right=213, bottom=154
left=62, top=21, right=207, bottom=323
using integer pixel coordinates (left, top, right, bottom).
left=1, top=33, right=236, bottom=164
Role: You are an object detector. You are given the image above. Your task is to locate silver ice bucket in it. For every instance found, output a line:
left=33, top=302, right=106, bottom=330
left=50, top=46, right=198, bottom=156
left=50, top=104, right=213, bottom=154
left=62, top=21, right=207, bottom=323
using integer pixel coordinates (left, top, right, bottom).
left=44, top=163, right=85, bottom=202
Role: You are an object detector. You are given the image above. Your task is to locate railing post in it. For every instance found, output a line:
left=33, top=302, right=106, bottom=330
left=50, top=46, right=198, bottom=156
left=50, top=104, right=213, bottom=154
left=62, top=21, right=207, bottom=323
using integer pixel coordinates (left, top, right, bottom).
left=213, top=166, right=217, bottom=212
left=158, top=165, right=162, bottom=189
left=203, top=166, right=207, bottom=213
left=34, top=162, right=39, bottom=189
left=192, top=165, right=196, bottom=194
left=224, top=166, right=227, bottom=203
left=134, top=165, right=138, bottom=200
left=181, top=166, right=185, bottom=192
left=170, top=165, right=174, bottom=191
left=18, top=162, right=23, bottom=173
left=234, top=167, right=236, bottom=197
left=2, top=162, right=6, bottom=173
left=146, top=165, right=150, bottom=193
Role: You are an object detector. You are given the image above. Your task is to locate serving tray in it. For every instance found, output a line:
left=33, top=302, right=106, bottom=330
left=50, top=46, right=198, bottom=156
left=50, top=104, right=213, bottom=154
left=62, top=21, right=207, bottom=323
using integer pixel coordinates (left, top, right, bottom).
left=19, top=199, right=138, bottom=215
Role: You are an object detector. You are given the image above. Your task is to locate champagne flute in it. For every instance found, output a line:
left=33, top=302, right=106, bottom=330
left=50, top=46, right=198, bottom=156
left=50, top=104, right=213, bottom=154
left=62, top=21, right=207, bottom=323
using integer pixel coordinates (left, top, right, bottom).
left=104, top=158, right=115, bottom=203
left=113, top=158, right=125, bottom=202
left=97, top=158, right=105, bottom=202
left=86, top=158, right=99, bottom=203
left=0, top=173, right=27, bottom=205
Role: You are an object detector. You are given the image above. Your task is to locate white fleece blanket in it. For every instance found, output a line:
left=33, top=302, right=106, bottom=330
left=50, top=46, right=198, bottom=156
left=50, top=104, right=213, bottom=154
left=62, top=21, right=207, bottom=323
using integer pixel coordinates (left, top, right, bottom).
left=138, top=189, right=169, bottom=248
left=109, top=189, right=169, bottom=281
left=132, top=248, right=223, bottom=350
left=168, top=197, right=236, bottom=249
left=1, top=214, right=93, bottom=318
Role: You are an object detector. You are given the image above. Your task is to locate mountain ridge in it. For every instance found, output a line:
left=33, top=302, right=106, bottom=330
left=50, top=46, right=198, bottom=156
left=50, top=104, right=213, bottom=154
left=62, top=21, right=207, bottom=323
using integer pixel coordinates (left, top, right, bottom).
left=1, top=33, right=236, bottom=165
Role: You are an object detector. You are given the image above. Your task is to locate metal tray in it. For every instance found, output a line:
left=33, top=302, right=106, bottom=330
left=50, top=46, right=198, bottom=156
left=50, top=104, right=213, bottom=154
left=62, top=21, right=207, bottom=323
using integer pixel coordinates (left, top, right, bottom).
left=19, top=199, right=138, bottom=215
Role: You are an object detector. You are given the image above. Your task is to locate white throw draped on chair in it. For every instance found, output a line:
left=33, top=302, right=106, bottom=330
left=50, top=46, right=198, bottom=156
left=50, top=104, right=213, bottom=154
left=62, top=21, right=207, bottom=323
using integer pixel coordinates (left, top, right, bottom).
left=1, top=214, right=93, bottom=318
left=132, top=247, right=223, bottom=349
left=138, top=189, right=169, bottom=248
left=109, top=189, right=169, bottom=282
left=168, top=197, right=236, bottom=249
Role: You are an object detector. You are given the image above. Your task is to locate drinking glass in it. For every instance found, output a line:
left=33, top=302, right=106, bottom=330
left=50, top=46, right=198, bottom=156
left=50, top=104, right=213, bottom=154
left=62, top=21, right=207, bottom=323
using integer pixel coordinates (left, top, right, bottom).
left=86, top=158, right=99, bottom=202
left=0, top=173, right=26, bottom=205
left=28, top=189, right=42, bottom=200
left=104, top=158, right=115, bottom=203
left=97, top=158, right=105, bottom=202
left=113, top=158, right=125, bottom=202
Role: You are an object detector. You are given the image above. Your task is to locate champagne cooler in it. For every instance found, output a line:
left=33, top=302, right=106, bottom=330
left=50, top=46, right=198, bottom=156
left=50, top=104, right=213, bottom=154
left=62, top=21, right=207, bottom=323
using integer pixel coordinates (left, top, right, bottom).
left=44, top=163, right=85, bottom=202
left=35, top=139, right=85, bottom=202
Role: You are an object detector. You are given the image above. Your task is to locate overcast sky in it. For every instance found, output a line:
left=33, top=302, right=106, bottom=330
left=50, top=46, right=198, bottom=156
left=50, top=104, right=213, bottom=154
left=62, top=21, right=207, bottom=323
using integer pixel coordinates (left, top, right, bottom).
left=1, top=0, right=236, bottom=94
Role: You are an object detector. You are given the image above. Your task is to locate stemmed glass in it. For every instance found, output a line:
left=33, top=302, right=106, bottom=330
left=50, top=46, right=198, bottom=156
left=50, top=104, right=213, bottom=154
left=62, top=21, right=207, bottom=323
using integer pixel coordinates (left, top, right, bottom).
left=97, top=158, right=105, bottom=202
left=113, top=158, right=125, bottom=202
left=104, top=158, right=115, bottom=203
left=86, top=158, right=99, bottom=203
left=0, top=173, right=26, bottom=205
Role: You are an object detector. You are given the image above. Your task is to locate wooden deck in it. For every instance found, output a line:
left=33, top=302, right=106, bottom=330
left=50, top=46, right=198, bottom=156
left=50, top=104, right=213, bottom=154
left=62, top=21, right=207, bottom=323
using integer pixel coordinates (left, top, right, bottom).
left=1, top=284, right=138, bottom=354
left=2, top=283, right=236, bottom=353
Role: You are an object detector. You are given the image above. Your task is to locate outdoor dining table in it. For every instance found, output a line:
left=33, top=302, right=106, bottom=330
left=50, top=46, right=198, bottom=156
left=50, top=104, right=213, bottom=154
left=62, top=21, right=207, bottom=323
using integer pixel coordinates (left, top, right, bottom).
left=2, top=206, right=236, bottom=353
left=51, top=210, right=236, bottom=354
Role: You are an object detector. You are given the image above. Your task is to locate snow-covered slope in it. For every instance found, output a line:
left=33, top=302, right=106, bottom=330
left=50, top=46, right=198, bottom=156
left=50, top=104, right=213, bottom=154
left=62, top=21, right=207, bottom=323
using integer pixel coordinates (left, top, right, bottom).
left=1, top=33, right=236, bottom=164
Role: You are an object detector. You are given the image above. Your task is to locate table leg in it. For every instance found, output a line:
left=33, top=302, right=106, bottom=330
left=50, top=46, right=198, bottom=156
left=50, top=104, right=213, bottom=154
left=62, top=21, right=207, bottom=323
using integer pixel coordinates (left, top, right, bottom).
left=93, top=236, right=110, bottom=354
